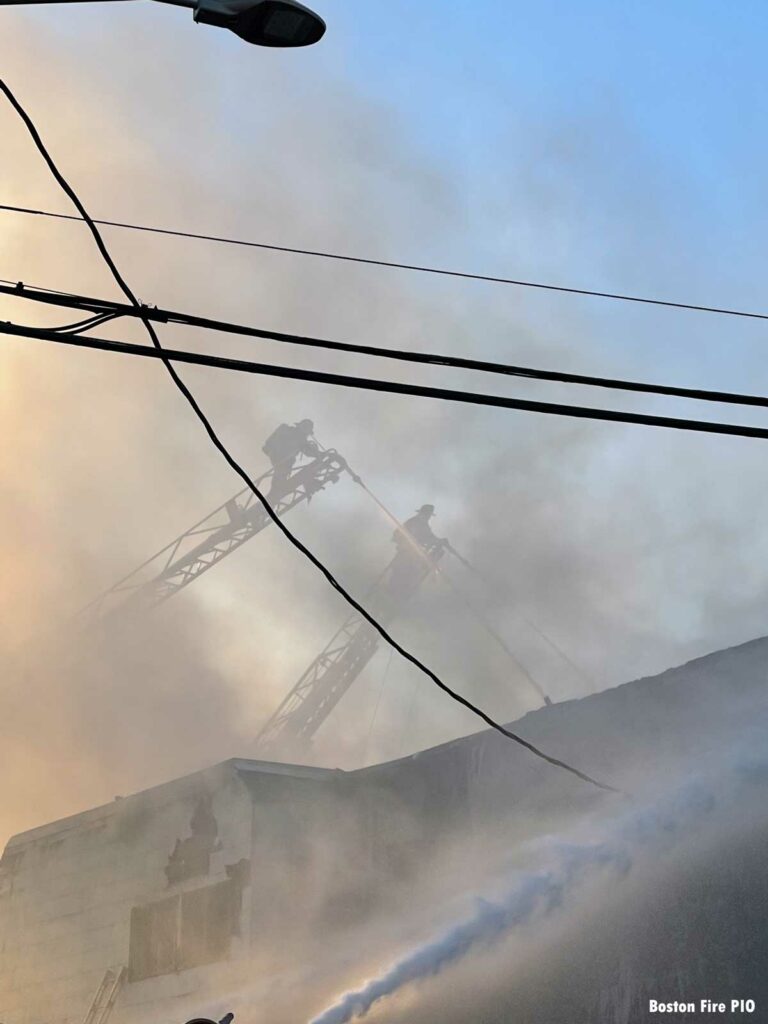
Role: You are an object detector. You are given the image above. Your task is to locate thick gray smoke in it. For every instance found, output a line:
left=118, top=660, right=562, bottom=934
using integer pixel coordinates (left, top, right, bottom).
left=4, top=0, right=768, bottom=850
left=306, top=765, right=746, bottom=1024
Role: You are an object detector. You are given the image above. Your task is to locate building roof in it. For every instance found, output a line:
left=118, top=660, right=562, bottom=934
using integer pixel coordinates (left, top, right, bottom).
left=6, top=633, right=768, bottom=856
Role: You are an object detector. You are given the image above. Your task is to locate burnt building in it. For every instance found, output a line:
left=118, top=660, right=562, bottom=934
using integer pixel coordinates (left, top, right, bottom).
left=2, top=636, right=767, bottom=1024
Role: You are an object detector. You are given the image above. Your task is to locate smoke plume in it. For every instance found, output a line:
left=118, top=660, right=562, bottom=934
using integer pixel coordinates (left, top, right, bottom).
left=307, top=761, right=753, bottom=1024
left=3, top=2, right=768, bottom=852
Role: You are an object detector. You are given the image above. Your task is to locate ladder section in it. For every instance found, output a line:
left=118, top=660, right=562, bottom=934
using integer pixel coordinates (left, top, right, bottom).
left=78, top=451, right=347, bottom=623
left=82, top=966, right=126, bottom=1024
left=256, top=547, right=444, bottom=752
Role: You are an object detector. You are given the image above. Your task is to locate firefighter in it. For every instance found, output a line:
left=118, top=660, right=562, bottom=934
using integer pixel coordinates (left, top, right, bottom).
left=262, top=418, right=320, bottom=495
left=388, top=504, right=446, bottom=595
left=394, top=504, right=446, bottom=557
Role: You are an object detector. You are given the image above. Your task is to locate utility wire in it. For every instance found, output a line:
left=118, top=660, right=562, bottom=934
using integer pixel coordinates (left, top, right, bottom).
left=6, top=317, right=768, bottom=442
left=53, top=311, right=121, bottom=335
left=2, top=201, right=768, bottom=324
left=0, top=79, right=618, bottom=795
left=6, top=280, right=768, bottom=413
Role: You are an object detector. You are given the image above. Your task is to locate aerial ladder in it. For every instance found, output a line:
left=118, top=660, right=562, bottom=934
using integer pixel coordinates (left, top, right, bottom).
left=77, top=449, right=347, bottom=625
left=77, top=427, right=450, bottom=755
left=77, top=435, right=557, bottom=759
left=253, top=482, right=566, bottom=754
left=255, top=543, right=446, bottom=753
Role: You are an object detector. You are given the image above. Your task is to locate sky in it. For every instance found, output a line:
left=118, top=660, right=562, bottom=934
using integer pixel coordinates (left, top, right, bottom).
left=2, top=0, right=768, bottom=846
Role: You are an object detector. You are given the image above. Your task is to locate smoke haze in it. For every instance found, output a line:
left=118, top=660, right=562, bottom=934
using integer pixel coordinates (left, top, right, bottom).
left=178, top=644, right=768, bottom=1024
left=2, top=3, right=768, bottom=857
left=306, top=769, right=732, bottom=1024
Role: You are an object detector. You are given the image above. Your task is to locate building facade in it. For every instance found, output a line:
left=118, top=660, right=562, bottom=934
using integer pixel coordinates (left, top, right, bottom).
left=3, top=636, right=767, bottom=1024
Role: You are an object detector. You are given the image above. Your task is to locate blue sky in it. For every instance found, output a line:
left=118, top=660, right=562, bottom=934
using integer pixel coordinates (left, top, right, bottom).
left=340, top=0, right=768, bottom=362
left=20, top=0, right=768, bottom=275
left=14, top=0, right=768, bottom=335
left=332, top=0, right=768, bottom=204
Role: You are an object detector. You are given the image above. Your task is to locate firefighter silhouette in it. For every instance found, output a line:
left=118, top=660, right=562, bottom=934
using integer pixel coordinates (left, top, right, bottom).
left=262, top=419, right=321, bottom=496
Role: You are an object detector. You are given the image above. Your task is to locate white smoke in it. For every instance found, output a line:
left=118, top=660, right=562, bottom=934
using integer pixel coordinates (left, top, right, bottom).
left=306, top=763, right=755, bottom=1024
left=308, top=873, right=558, bottom=1024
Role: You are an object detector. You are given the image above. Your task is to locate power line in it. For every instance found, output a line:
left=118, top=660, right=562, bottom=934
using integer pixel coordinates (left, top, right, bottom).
left=1, top=78, right=619, bottom=795
left=5, top=279, right=768, bottom=413
left=2, top=201, right=768, bottom=324
left=7, top=318, right=768, bottom=441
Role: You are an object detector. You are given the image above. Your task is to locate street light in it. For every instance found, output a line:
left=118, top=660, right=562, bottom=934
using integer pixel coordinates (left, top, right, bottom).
left=2, top=0, right=326, bottom=47
left=192, top=0, right=325, bottom=46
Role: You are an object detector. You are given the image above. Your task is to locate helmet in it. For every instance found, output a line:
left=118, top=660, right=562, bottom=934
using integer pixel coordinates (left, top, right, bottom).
left=416, top=504, right=435, bottom=517
left=294, top=418, right=314, bottom=434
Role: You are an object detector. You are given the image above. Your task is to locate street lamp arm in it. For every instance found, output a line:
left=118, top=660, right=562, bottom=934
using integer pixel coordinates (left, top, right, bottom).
left=0, top=0, right=138, bottom=5
left=0, top=0, right=325, bottom=44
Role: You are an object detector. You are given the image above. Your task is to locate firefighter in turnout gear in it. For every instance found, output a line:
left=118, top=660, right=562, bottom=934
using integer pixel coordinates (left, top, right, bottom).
left=388, top=504, right=447, bottom=593
left=395, top=504, right=445, bottom=557
left=262, top=419, right=321, bottom=496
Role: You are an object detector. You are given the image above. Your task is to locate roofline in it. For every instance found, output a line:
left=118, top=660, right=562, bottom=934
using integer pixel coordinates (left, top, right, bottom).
left=231, top=757, right=343, bottom=780
left=3, top=756, right=344, bottom=853
left=8, top=631, right=766, bottom=853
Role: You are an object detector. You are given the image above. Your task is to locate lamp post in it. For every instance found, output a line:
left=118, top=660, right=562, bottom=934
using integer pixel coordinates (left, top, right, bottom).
left=1, top=0, right=326, bottom=46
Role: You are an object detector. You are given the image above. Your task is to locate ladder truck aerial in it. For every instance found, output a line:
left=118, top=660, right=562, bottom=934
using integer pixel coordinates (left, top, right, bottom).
left=254, top=501, right=555, bottom=755
left=255, top=510, right=448, bottom=753
left=77, top=422, right=347, bottom=624
left=78, top=418, right=555, bottom=761
left=75, top=418, right=452, bottom=757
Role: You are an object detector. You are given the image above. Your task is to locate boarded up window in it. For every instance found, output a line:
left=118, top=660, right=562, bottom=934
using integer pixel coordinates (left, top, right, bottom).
left=129, top=895, right=179, bottom=981
left=128, top=881, right=237, bottom=981
left=178, top=880, right=235, bottom=970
